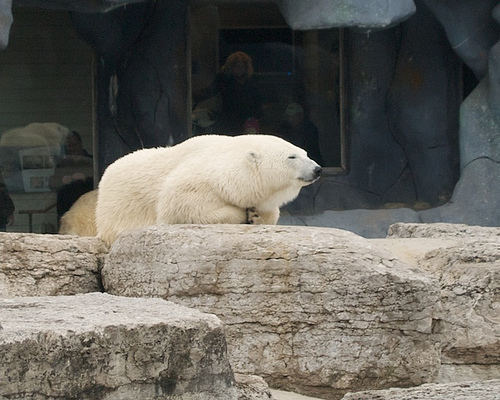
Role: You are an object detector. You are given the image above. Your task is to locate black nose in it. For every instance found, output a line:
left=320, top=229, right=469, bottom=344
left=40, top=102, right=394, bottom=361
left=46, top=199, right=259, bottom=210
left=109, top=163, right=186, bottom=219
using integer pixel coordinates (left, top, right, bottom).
left=314, top=166, right=322, bottom=177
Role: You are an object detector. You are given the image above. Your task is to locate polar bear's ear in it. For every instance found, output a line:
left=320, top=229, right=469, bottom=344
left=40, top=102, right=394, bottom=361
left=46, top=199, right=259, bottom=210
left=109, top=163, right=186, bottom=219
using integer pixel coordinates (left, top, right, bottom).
left=246, top=149, right=262, bottom=165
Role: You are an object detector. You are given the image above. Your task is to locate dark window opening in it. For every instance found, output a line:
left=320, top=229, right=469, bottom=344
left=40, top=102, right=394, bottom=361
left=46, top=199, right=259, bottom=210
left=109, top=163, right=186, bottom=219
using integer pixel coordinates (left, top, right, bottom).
left=190, top=3, right=347, bottom=172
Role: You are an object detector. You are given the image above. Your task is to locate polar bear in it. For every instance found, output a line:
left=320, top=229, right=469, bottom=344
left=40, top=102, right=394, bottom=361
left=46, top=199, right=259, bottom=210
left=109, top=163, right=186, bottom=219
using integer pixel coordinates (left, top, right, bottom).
left=96, top=134, right=322, bottom=245
left=59, top=189, right=98, bottom=237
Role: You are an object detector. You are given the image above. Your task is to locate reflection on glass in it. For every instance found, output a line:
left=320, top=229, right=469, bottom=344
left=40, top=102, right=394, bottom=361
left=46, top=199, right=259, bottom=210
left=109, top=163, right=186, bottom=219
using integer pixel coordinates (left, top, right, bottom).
left=0, top=9, right=94, bottom=233
left=191, top=3, right=345, bottom=170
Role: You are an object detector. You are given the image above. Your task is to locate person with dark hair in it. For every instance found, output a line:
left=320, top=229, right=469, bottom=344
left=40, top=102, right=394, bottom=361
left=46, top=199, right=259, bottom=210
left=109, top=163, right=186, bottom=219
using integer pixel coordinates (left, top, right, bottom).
left=193, top=51, right=263, bottom=135
left=278, top=103, right=324, bottom=165
left=49, top=131, right=93, bottom=224
left=0, top=181, right=15, bottom=231
left=65, top=131, right=92, bottom=158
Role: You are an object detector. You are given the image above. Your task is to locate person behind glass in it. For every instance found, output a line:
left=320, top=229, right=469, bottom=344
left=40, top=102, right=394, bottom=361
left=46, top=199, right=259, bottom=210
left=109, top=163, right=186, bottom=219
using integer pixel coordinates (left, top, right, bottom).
left=0, top=181, right=15, bottom=231
left=278, top=103, right=324, bottom=165
left=193, top=51, right=263, bottom=135
left=49, top=131, right=93, bottom=224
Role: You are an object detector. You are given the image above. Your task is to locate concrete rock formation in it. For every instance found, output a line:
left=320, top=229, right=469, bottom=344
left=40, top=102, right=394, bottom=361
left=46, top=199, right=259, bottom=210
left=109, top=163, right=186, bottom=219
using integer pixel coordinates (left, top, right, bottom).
left=0, top=0, right=12, bottom=49
left=103, top=224, right=441, bottom=399
left=0, top=224, right=498, bottom=399
left=277, top=0, right=416, bottom=30
left=0, top=232, right=107, bottom=297
left=383, top=223, right=500, bottom=383
left=387, top=222, right=500, bottom=238
left=235, top=374, right=273, bottom=400
left=0, top=293, right=238, bottom=399
left=341, top=379, right=500, bottom=400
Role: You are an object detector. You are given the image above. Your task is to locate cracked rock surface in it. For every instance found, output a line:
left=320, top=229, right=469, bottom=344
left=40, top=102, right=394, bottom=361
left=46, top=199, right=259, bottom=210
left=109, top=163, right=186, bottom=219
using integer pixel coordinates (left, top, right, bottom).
left=0, top=232, right=107, bottom=297
left=341, top=379, right=500, bottom=399
left=0, top=293, right=237, bottom=399
left=103, top=224, right=441, bottom=399
left=381, top=223, right=500, bottom=383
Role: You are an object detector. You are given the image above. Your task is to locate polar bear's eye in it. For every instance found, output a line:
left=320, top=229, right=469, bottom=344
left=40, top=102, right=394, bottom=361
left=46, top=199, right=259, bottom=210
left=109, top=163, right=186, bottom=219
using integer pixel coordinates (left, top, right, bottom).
left=288, top=155, right=297, bottom=159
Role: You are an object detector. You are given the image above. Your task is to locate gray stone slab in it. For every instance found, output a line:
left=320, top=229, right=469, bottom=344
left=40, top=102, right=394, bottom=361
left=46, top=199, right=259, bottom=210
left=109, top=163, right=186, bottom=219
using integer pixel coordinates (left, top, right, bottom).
left=0, top=0, right=12, bottom=49
left=0, top=232, right=107, bottom=297
left=278, top=0, right=416, bottom=29
left=342, top=379, right=500, bottom=399
left=103, top=224, right=441, bottom=399
left=419, top=159, right=500, bottom=227
left=376, top=224, right=500, bottom=383
left=0, top=293, right=237, bottom=400
left=387, top=222, right=500, bottom=238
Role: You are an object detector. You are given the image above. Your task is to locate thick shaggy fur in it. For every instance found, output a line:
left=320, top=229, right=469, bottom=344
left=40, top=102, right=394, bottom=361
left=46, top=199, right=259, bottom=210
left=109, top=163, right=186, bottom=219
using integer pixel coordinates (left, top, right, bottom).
left=59, top=189, right=98, bottom=237
left=96, top=134, right=321, bottom=245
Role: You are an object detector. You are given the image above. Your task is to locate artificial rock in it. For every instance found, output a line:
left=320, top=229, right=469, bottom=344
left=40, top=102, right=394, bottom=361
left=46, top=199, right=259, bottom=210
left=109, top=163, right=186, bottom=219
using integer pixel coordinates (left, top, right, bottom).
left=277, top=0, right=416, bottom=30
left=341, top=379, right=500, bottom=400
left=0, top=232, right=107, bottom=297
left=0, top=293, right=238, bottom=399
left=0, top=0, right=12, bottom=49
left=382, top=223, right=500, bottom=383
left=103, top=224, right=441, bottom=400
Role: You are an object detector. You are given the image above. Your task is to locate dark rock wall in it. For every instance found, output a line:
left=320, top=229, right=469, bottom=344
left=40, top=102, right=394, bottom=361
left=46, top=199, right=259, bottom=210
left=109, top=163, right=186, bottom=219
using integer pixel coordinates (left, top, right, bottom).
left=0, top=0, right=12, bottom=49
left=346, top=29, right=407, bottom=198
left=386, top=1, right=461, bottom=204
left=71, top=0, right=189, bottom=175
left=422, top=0, right=500, bottom=79
left=314, top=5, right=462, bottom=210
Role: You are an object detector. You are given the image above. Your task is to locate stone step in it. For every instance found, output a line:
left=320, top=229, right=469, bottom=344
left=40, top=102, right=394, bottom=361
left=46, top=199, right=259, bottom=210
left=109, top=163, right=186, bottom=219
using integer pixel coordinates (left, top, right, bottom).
left=103, top=224, right=442, bottom=399
left=0, top=232, right=106, bottom=297
left=0, top=293, right=238, bottom=399
left=341, top=380, right=500, bottom=399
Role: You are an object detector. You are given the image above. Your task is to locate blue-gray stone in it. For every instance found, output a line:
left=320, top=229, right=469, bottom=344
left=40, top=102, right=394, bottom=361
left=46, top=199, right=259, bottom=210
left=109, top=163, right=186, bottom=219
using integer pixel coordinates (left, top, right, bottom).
left=278, top=0, right=416, bottom=30
left=460, top=79, right=500, bottom=168
left=0, top=0, right=12, bottom=50
left=279, top=208, right=421, bottom=238
left=422, top=0, right=500, bottom=79
left=419, top=158, right=500, bottom=226
left=387, top=1, right=460, bottom=204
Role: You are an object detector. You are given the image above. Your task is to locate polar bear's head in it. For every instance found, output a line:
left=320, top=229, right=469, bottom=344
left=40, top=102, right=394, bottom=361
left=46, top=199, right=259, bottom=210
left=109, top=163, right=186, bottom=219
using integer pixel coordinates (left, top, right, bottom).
left=243, top=135, right=322, bottom=185
left=235, top=134, right=322, bottom=209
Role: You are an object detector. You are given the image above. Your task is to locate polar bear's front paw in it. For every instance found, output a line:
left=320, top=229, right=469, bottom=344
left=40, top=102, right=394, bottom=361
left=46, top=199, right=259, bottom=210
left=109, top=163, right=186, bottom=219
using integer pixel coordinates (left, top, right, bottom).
left=245, top=207, right=262, bottom=224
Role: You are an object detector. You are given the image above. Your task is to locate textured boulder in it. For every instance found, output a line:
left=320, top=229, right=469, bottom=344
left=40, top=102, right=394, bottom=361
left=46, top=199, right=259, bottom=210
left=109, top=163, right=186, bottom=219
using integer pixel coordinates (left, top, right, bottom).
left=278, top=0, right=416, bottom=30
left=383, top=223, right=500, bottom=382
left=386, top=222, right=500, bottom=239
left=344, top=28, right=408, bottom=198
left=0, top=293, right=238, bottom=400
left=70, top=0, right=189, bottom=175
left=422, top=0, right=500, bottom=79
left=0, top=0, right=12, bottom=49
left=342, top=379, right=500, bottom=400
left=459, top=76, right=500, bottom=168
left=103, top=224, right=441, bottom=399
left=235, top=374, right=273, bottom=400
left=386, top=1, right=460, bottom=204
left=0, top=233, right=107, bottom=297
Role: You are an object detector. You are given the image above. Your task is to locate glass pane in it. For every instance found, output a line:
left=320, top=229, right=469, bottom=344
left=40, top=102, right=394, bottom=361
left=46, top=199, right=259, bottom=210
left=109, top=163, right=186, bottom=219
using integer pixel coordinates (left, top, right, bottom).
left=190, top=3, right=345, bottom=170
left=0, top=9, right=94, bottom=233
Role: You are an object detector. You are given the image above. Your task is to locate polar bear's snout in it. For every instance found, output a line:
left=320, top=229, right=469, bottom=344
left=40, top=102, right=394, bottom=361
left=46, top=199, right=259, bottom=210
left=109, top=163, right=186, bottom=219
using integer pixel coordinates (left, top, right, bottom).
left=314, top=165, right=322, bottom=178
left=301, top=164, right=322, bottom=183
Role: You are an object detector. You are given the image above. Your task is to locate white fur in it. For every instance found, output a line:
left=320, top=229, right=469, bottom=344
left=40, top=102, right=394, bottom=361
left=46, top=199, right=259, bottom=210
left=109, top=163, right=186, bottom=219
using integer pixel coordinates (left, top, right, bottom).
left=96, top=134, right=321, bottom=245
left=59, top=189, right=98, bottom=237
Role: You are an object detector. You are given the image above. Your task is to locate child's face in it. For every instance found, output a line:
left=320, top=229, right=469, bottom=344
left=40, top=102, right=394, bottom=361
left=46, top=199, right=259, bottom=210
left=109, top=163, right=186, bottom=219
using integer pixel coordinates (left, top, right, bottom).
left=233, top=61, right=246, bottom=78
